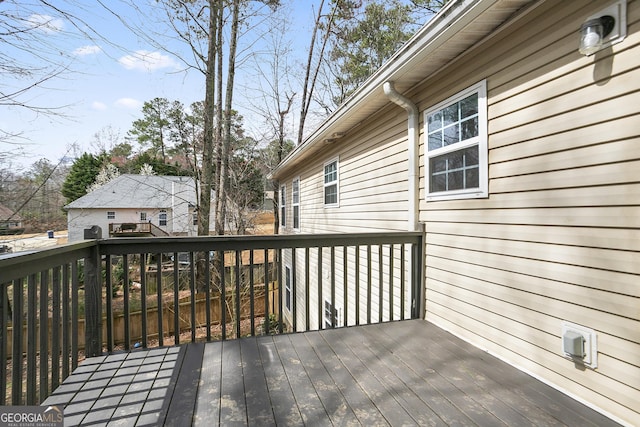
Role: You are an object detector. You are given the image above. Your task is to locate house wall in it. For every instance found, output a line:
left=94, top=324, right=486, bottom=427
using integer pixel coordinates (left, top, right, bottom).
left=281, top=245, right=413, bottom=331
left=414, top=1, right=639, bottom=424
left=276, top=1, right=639, bottom=424
left=67, top=208, right=175, bottom=241
left=279, top=113, right=412, bottom=235
left=278, top=90, right=416, bottom=331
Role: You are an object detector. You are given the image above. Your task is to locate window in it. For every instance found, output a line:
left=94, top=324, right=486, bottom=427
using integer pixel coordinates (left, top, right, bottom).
left=323, top=158, right=339, bottom=206
left=324, top=300, right=340, bottom=329
left=292, top=178, right=300, bottom=230
left=285, top=266, right=292, bottom=311
left=107, top=211, right=115, bottom=220
left=280, top=185, right=286, bottom=227
left=159, top=210, right=167, bottom=226
left=140, top=212, right=147, bottom=222
left=192, top=213, right=198, bottom=226
left=424, top=80, right=487, bottom=200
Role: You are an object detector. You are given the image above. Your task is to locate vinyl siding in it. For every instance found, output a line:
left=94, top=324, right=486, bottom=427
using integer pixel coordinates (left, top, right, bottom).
left=278, top=108, right=411, bottom=235
left=274, top=0, right=639, bottom=424
left=418, top=1, right=640, bottom=424
left=282, top=245, right=414, bottom=331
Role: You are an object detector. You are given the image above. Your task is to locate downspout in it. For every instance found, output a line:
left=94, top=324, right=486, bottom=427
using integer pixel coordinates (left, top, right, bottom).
left=383, top=81, right=420, bottom=232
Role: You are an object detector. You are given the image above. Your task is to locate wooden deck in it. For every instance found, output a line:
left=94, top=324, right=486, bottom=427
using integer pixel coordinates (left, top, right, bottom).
left=42, top=320, right=620, bottom=426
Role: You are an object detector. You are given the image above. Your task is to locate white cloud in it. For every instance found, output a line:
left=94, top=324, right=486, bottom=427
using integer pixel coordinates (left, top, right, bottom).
left=118, top=50, right=178, bottom=72
left=73, top=45, right=102, bottom=56
left=27, top=14, right=64, bottom=33
left=91, top=101, right=107, bottom=111
left=115, top=98, right=142, bottom=109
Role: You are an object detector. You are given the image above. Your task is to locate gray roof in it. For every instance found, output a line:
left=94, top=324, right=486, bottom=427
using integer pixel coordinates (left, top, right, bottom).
left=0, top=204, right=21, bottom=221
left=64, top=175, right=197, bottom=210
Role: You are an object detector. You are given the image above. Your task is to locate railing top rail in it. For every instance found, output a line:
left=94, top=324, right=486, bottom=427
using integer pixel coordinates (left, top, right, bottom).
left=97, top=232, right=424, bottom=255
left=0, top=240, right=96, bottom=283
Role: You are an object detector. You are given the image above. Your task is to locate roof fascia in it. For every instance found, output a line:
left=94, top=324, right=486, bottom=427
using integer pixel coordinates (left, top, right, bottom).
left=271, top=0, right=500, bottom=178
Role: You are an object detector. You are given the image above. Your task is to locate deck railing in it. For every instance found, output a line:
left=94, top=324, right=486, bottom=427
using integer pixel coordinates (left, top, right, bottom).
left=0, top=231, right=424, bottom=405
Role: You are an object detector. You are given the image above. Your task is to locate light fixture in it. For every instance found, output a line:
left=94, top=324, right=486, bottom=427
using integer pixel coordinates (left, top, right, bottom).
left=579, top=15, right=615, bottom=56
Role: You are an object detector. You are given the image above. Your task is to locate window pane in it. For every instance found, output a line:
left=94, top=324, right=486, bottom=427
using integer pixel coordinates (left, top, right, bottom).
left=461, top=117, right=478, bottom=140
left=427, top=112, right=442, bottom=132
left=428, top=132, right=443, bottom=151
left=448, top=170, right=464, bottom=190
left=324, top=162, right=337, bottom=183
left=325, top=184, right=337, bottom=204
left=465, top=146, right=479, bottom=166
left=460, top=93, right=478, bottom=118
left=466, top=167, right=479, bottom=188
left=426, top=83, right=484, bottom=197
left=449, top=150, right=464, bottom=170
left=293, top=206, right=299, bottom=229
left=443, top=104, right=459, bottom=126
left=443, top=124, right=459, bottom=146
left=292, top=180, right=299, bottom=203
left=432, top=157, right=447, bottom=173
left=430, top=172, right=446, bottom=193
left=429, top=145, right=480, bottom=192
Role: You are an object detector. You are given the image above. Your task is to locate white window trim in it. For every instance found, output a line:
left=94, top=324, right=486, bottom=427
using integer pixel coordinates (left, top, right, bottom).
left=280, top=184, right=286, bottom=228
left=424, top=80, right=488, bottom=201
left=323, top=299, right=342, bottom=328
left=323, top=157, right=340, bottom=208
left=292, top=177, right=300, bottom=231
left=107, top=211, right=115, bottom=220
left=159, top=209, right=168, bottom=227
left=285, top=265, right=292, bottom=312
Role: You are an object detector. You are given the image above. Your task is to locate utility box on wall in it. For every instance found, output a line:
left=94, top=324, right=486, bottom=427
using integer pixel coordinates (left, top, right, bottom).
left=561, top=322, right=598, bottom=369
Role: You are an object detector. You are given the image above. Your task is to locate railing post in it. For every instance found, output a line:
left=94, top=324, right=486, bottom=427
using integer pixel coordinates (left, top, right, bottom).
left=84, top=239, right=102, bottom=357
left=411, top=229, right=425, bottom=320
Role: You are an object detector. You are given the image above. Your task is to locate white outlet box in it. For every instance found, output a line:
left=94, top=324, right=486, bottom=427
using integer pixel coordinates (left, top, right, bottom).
left=561, top=322, right=598, bottom=369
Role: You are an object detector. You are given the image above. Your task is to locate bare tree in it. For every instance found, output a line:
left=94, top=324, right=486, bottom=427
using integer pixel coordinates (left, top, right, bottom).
left=243, top=5, right=295, bottom=233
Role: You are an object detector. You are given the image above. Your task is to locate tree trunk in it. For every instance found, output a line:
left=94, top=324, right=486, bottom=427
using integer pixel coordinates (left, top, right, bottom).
left=215, top=0, right=240, bottom=236
left=213, top=1, right=225, bottom=235
left=198, top=0, right=219, bottom=237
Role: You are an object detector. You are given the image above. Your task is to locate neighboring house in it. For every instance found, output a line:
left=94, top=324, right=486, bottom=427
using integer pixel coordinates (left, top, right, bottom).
left=65, top=175, right=211, bottom=242
left=271, top=0, right=638, bottom=425
left=0, top=204, right=24, bottom=235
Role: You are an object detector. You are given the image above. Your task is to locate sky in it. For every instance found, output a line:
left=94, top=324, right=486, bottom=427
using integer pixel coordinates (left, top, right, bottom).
left=1, top=0, right=318, bottom=171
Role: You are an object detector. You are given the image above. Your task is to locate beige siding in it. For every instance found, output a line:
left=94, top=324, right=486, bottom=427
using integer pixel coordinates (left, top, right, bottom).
left=279, top=108, right=411, bottom=235
left=275, top=0, right=639, bottom=424
left=417, top=1, right=640, bottom=424
left=282, top=245, right=413, bottom=331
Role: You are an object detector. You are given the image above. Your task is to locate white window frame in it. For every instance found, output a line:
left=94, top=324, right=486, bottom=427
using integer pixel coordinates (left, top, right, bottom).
left=424, top=80, right=488, bottom=201
left=159, top=210, right=167, bottom=226
left=107, top=211, right=115, bottom=220
left=292, top=177, right=300, bottom=231
left=285, top=265, right=292, bottom=312
left=323, top=299, right=341, bottom=329
left=279, top=184, right=286, bottom=227
left=323, top=157, right=339, bottom=207
left=140, top=212, right=147, bottom=222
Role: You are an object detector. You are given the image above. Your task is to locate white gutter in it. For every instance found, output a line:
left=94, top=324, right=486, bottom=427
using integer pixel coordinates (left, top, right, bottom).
left=383, top=81, right=419, bottom=232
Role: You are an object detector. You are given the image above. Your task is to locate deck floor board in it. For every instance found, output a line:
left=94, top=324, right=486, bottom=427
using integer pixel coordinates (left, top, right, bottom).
left=42, top=320, right=623, bottom=426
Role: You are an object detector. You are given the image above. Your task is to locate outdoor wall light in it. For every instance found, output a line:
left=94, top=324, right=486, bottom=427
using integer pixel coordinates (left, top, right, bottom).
left=578, top=0, right=627, bottom=57
left=579, top=15, right=615, bottom=56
